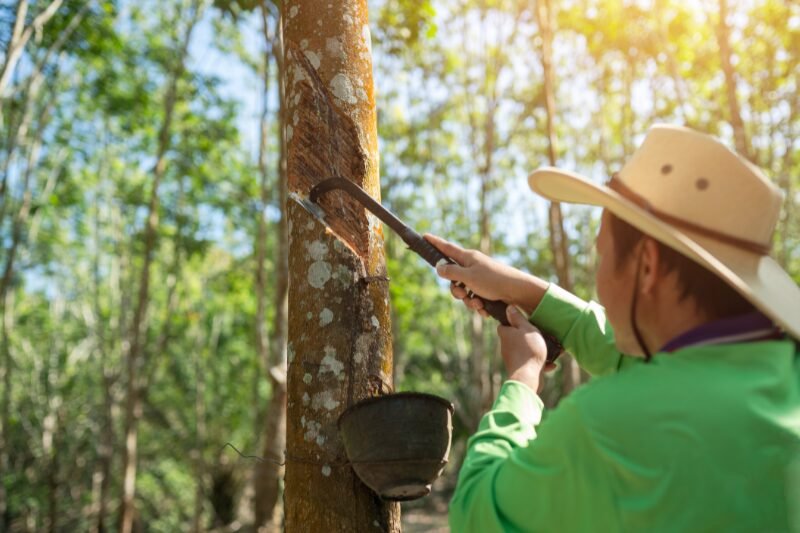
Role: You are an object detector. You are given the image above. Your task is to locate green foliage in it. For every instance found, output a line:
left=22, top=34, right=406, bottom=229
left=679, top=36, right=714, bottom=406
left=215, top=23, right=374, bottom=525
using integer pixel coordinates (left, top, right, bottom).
left=1, top=0, right=797, bottom=529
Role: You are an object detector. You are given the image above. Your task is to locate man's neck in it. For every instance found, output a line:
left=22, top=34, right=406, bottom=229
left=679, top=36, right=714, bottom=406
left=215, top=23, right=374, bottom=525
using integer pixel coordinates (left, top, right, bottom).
left=644, top=298, right=711, bottom=354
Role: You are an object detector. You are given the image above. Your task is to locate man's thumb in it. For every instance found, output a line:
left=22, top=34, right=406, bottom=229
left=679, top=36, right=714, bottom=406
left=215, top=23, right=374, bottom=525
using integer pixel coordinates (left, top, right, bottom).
left=505, top=305, right=528, bottom=328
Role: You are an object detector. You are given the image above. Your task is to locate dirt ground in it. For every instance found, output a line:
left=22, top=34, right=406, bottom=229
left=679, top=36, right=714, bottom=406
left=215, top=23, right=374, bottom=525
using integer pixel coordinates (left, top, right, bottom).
left=399, top=475, right=452, bottom=532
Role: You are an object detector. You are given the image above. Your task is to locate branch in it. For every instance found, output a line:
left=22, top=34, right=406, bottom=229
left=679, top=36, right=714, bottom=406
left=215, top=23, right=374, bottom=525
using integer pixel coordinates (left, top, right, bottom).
left=0, top=0, right=65, bottom=100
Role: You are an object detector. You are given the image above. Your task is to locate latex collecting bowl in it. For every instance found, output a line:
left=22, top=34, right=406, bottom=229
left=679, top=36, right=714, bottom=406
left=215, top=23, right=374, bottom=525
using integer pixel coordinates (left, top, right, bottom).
left=337, top=392, right=454, bottom=501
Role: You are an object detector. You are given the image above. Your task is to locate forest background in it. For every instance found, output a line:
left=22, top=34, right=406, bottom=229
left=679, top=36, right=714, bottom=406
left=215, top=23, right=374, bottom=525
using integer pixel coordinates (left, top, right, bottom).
left=0, top=0, right=797, bottom=531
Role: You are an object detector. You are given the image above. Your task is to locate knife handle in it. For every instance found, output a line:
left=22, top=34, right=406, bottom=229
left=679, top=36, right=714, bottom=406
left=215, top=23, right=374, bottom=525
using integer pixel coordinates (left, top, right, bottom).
left=415, top=238, right=563, bottom=364
left=460, top=285, right=563, bottom=364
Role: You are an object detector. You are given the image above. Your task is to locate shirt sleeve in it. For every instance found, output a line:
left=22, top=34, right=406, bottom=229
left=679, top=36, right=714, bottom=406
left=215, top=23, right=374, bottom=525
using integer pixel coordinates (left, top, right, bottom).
left=529, top=284, right=639, bottom=377
left=448, top=381, right=617, bottom=532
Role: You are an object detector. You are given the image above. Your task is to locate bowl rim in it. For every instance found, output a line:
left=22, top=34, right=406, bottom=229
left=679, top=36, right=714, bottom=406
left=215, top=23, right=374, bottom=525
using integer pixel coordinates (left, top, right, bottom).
left=337, top=391, right=454, bottom=430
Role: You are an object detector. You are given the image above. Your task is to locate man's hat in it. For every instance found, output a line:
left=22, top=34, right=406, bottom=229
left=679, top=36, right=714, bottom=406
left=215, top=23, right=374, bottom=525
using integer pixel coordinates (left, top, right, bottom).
left=528, top=124, right=800, bottom=339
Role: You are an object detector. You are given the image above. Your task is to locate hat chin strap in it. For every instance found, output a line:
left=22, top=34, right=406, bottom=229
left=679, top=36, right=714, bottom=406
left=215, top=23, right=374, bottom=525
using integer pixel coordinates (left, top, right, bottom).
left=630, top=248, right=653, bottom=361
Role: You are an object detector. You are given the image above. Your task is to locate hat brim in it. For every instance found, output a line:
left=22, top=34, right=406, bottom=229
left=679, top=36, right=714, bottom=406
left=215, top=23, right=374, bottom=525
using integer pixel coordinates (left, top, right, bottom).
left=529, top=167, right=800, bottom=340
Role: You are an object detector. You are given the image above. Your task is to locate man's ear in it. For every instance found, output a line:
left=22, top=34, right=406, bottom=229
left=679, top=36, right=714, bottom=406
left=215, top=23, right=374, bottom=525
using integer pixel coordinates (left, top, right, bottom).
left=638, top=238, right=661, bottom=296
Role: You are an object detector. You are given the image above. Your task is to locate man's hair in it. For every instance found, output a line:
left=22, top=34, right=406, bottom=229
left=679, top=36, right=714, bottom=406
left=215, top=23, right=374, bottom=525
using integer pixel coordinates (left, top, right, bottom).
left=607, top=212, right=756, bottom=320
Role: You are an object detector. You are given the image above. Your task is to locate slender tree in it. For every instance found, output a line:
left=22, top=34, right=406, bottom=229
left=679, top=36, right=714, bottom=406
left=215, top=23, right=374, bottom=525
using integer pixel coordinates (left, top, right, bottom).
left=253, top=2, right=290, bottom=529
left=533, top=0, right=580, bottom=395
left=716, top=0, right=750, bottom=159
left=119, top=3, right=206, bottom=531
left=282, top=0, right=400, bottom=529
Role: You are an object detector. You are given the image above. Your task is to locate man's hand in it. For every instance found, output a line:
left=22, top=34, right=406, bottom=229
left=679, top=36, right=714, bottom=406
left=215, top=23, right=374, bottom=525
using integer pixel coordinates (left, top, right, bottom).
left=498, top=305, right=555, bottom=393
left=425, top=233, right=545, bottom=316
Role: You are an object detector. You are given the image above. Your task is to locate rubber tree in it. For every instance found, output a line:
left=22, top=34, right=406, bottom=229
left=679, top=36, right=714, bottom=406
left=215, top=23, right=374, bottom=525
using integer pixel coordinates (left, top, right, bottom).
left=253, top=2, right=289, bottom=529
left=534, top=0, right=581, bottom=395
left=119, top=2, right=206, bottom=531
left=716, top=0, right=750, bottom=160
left=282, top=0, right=400, bottom=530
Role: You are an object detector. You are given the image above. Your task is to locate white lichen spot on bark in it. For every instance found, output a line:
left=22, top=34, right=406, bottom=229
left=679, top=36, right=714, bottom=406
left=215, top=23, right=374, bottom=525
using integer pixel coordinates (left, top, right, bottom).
left=289, top=63, right=307, bottom=87
left=333, top=264, right=354, bottom=286
left=288, top=343, right=295, bottom=363
left=319, top=346, right=344, bottom=378
left=370, top=315, right=379, bottom=329
left=354, top=333, right=373, bottom=364
left=304, top=50, right=321, bottom=70
left=319, top=308, right=334, bottom=327
left=300, top=38, right=309, bottom=50
left=343, top=14, right=354, bottom=26
left=362, top=24, right=372, bottom=55
left=311, top=390, right=340, bottom=411
left=302, top=392, right=310, bottom=406
left=301, top=415, right=306, bottom=427
left=306, top=240, right=329, bottom=261
left=303, top=373, right=313, bottom=384
left=356, top=87, right=368, bottom=102
left=330, top=73, right=357, bottom=105
left=316, top=434, right=325, bottom=446
left=289, top=5, right=299, bottom=18
left=286, top=125, right=293, bottom=142
left=307, top=261, right=332, bottom=289
left=293, top=111, right=299, bottom=126
left=322, top=465, right=332, bottom=477
left=304, top=420, right=321, bottom=443
left=306, top=312, right=313, bottom=320
left=326, top=37, right=345, bottom=60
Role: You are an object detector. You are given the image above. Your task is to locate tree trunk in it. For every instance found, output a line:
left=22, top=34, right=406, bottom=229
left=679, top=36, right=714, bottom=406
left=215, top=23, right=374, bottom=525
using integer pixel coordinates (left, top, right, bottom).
left=119, top=4, right=203, bottom=532
left=282, top=0, right=400, bottom=530
left=0, top=0, right=64, bottom=110
left=534, top=0, right=580, bottom=397
left=254, top=5, right=289, bottom=530
left=654, top=0, right=690, bottom=123
left=89, top=151, right=116, bottom=533
left=716, top=0, right=750, bottom=159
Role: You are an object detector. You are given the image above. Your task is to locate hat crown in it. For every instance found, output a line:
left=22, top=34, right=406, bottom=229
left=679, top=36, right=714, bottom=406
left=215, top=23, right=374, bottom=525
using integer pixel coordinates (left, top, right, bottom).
left=618, top=125, right=782, bottom=252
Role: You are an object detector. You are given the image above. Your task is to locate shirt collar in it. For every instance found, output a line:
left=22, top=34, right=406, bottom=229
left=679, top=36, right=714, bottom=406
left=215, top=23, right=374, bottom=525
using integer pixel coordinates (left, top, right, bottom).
left=660, top=311, right=782, bottom=353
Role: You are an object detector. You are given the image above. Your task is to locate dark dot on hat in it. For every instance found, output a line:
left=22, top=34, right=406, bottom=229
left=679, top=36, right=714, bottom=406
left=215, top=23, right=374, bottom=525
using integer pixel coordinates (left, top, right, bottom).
left=660, top=164, right=672, bottom=175
left=696, top=177, right=709, bottom=190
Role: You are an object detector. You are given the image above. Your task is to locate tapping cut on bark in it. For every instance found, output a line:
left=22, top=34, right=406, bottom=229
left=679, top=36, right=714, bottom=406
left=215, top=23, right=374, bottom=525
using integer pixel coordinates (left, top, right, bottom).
left=285, top=45, right=377, bottom=260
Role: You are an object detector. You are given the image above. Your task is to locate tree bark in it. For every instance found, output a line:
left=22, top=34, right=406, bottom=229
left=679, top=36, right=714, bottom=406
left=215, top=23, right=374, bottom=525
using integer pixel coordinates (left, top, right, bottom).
left=716, top=0, right=750, bottom=159
left=119, top=4, right=204, bottom=532
left=534, top=0, right=580, bottom=397
left=282, top=0, right=400, bottom=530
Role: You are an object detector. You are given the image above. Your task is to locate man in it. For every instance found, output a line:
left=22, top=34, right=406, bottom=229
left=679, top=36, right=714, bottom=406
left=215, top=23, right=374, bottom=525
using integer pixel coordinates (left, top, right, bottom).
left=426, top=125, right=800, bottom=532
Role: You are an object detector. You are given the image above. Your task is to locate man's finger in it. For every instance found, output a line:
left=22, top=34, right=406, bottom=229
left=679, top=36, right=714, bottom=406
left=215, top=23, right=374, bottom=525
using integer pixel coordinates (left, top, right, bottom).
left=450, top=283, right=468, bottom=300
left=465, top=297, right=485, bottom=311
left=424, top=233, right=470, bottom=265
left=435, top=260, right=469, bottom=283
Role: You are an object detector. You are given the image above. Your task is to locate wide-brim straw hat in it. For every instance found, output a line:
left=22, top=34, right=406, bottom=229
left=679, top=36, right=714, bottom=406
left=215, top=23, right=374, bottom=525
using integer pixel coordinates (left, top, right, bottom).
left=528, top=124, right=800, bottom=339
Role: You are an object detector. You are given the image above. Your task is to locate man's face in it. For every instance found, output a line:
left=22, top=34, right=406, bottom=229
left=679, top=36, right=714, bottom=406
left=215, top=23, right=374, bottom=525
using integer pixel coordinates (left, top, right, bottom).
left=595, top=210, right=641, bottom=355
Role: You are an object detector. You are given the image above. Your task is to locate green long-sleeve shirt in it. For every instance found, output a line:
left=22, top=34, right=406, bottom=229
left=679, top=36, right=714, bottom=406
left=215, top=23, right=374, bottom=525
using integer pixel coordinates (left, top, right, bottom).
left=449, top=285, right=800, bottom=532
